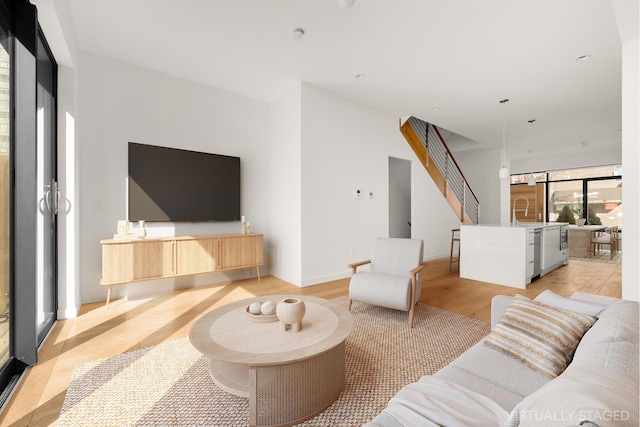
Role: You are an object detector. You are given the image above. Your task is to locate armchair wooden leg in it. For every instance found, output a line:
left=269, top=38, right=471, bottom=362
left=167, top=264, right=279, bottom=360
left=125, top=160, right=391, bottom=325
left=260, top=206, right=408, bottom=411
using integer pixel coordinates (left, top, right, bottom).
left=408, top=275, right=417, bottom=328
left=347, top=297, right=352, bottom=311
left=408, top=305, right=415, bottom=329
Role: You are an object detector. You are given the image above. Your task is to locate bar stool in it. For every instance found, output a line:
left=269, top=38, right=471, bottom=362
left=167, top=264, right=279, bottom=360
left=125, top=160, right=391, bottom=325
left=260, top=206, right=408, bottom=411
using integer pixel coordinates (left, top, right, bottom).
left=450, top=228, right=460, bottom=271
left=591, top=226, right=618, bottom=259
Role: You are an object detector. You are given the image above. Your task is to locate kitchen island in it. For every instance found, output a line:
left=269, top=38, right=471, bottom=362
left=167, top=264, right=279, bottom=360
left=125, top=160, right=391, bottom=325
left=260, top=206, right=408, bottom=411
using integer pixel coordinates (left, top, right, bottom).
left=568, top=224, right=607, bottom=258
left=460, top=223, right=568, bottom=289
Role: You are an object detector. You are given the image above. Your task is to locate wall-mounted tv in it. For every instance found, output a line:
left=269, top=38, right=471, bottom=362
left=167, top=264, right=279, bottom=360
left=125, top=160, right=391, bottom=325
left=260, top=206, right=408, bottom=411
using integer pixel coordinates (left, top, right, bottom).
left=128, top=142, right=241, bottom=222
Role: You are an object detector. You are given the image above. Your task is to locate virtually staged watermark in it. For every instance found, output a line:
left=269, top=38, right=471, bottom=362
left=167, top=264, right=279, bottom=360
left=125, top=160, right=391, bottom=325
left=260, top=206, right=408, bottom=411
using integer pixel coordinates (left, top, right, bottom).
left=516, top=410, right=631, bottom=423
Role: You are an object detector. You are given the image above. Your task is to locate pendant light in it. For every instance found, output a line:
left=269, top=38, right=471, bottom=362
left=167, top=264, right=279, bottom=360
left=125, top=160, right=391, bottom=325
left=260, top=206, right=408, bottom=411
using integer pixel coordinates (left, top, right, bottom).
left=498, top=99, right=510, bottom=179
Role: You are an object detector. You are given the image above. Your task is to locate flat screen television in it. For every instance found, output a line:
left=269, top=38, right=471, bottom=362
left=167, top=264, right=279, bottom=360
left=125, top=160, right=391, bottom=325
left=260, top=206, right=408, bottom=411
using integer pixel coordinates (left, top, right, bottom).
left=128, top=142, right=241, bottom=222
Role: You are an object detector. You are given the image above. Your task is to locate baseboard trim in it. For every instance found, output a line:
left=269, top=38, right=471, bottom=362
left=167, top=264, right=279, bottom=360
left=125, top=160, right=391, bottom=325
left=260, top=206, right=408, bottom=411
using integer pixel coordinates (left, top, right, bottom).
left=57, top=306, right=80, bottom=319
left=300, top=271, right=351, bottom=287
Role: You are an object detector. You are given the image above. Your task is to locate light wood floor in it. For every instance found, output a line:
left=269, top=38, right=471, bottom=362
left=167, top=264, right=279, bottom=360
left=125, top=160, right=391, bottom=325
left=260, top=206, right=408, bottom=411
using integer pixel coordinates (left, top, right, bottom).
left=0, top=256, right=621, bottom=427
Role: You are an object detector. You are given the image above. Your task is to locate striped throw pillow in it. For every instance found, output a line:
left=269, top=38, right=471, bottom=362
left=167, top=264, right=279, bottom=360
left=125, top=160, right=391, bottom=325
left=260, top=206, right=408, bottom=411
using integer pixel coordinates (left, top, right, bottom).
left=484, top=294, right=597, bottom=379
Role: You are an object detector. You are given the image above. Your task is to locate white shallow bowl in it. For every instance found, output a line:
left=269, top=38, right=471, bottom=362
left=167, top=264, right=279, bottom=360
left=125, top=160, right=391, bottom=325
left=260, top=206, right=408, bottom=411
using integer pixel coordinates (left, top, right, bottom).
left=245, top=305, right=278, bottom=323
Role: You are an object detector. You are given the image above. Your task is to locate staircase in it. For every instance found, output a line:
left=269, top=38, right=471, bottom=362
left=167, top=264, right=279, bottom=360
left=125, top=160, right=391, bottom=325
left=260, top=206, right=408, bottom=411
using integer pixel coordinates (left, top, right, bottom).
left=400, top=116, right=479, bottom=224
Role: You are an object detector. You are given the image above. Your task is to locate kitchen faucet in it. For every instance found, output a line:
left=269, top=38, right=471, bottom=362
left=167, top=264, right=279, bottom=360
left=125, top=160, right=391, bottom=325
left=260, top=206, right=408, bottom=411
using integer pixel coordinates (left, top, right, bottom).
left=512, top=196, right=529, bottom=225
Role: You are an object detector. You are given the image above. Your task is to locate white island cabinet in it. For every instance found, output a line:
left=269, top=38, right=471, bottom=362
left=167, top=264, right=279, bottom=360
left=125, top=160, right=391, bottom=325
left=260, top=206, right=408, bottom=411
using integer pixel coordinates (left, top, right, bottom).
left=460, top=223, right=568, bottom=289
left=541, top=225, right=569, bottom=274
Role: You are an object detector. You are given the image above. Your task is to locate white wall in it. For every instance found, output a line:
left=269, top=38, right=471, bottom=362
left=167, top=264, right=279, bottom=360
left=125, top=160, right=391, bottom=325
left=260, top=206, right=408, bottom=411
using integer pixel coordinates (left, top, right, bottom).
left=77, top=53, right=271, bottom=303
left=57, top=66, right=81, bottom=318
left=620, top=39, right=639, bottom=301
left=455, top=148, right=503, bottom=224
left=412, top=158, right=465, bottom=259
left=269, top=83, right=303, bottom=285
left=510, top=148, right=622, bottom=174
left=301, top=84, right=389, bottom=285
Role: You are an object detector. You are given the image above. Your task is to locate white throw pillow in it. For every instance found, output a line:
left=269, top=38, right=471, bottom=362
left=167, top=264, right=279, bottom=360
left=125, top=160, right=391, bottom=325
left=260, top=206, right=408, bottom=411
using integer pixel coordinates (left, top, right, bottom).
left=534, top=290, right=606, bottom=317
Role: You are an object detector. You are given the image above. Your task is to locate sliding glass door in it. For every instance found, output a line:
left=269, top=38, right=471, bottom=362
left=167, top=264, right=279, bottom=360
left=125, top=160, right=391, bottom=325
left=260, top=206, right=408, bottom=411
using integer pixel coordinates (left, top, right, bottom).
left=0, top=0, right=58, bottom=408
left=0, top=14, right=10, bottom=371
left=36, top=28, right=57, bottom=344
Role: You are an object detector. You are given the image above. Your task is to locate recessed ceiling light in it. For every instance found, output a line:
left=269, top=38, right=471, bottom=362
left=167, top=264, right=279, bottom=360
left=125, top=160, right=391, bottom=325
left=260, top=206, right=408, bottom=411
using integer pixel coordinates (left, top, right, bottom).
left=355, top=74, right=365, bottom=79
left=291, top=28, right=305, bottom=39
left=576, top=54, right=591, bottom=61
left=338, top=0, right=356, bottom=8
left=432, top=106, right=440, bottom=111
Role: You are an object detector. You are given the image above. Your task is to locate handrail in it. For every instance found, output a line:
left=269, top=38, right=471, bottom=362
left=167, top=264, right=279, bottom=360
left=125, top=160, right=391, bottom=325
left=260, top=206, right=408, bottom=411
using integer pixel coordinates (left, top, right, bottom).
left=404, top=116, right=480, bottom=224
left=431, top=125, right=480, bottom=204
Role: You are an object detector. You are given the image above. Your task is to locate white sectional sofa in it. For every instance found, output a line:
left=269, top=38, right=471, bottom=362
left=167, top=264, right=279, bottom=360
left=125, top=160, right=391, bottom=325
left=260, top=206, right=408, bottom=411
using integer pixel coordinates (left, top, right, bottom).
left=365, top=291, right=639, bottom=427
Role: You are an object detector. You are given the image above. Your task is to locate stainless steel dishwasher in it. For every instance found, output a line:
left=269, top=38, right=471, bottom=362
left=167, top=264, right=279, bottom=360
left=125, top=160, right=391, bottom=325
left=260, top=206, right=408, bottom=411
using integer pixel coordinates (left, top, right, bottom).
left=533, top=228, right=542, bottom=278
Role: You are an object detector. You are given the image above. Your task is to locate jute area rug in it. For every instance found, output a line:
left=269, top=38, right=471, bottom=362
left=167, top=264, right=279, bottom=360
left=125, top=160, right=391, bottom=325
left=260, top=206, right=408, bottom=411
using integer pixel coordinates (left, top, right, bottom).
left=570, top=250, right=622, bottom=264
left=58, top=296, right=490, bottom=427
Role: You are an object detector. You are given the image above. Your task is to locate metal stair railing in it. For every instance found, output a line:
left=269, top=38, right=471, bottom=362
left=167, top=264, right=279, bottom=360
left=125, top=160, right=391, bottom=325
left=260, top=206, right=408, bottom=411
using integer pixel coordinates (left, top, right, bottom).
left=407, top=116, right=479, bottom=224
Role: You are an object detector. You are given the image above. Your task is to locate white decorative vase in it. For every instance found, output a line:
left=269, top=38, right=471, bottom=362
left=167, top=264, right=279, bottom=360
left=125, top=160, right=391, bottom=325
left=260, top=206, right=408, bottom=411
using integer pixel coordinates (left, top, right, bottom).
left=276, top=297, right=306, bottom=332
left=137, top=220, right=147, bottom=239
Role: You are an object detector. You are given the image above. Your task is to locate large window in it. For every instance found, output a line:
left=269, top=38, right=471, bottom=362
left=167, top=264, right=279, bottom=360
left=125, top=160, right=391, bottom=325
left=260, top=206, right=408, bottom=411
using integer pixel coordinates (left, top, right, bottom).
left=587, top=179, right=622, bottom=228
left=511, top=165, right=623, bottom=228
left=548, top=180, right=583, bottom=223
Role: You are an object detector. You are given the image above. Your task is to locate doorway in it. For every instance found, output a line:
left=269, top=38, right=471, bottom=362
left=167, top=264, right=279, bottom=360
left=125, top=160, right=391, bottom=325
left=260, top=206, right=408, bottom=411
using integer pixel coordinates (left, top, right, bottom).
left=389, top=157, right=411, bottom=238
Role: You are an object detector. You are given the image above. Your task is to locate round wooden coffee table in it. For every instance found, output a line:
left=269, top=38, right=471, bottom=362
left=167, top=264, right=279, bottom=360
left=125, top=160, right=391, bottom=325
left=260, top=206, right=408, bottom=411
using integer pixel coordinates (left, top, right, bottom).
left=189, top=295, right=353, bottom=427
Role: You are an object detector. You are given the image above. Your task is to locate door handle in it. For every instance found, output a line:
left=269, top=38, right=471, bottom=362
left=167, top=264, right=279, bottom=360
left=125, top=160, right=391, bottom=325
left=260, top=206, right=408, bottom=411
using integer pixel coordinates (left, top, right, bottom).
left=52, top=180, right=60, bottom=215
left=42, top=180, right=60, bottom=215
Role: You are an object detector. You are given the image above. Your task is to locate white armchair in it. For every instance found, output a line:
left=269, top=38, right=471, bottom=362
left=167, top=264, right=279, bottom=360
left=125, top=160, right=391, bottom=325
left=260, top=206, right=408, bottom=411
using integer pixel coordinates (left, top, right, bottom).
left=347, top=238, right=428, bottom=328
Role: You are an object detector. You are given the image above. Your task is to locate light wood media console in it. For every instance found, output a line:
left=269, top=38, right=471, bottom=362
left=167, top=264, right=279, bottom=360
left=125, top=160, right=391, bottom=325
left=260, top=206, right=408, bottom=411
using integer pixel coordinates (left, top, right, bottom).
left=100, top=233, right=264, bottom=307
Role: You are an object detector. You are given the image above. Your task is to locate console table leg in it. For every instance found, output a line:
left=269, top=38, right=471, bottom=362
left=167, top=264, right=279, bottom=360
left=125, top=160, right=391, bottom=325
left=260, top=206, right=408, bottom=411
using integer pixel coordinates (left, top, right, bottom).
left=248, top=266, right=261, bottom=282
left=106, top=285, right=112, bottom=308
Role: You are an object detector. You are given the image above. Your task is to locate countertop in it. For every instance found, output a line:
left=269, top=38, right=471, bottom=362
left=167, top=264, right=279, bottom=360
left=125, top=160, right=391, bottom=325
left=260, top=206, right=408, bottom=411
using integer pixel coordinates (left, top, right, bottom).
left=567, top=224, right=607, bottom=230
left=463, top=222, right=569, bottom=229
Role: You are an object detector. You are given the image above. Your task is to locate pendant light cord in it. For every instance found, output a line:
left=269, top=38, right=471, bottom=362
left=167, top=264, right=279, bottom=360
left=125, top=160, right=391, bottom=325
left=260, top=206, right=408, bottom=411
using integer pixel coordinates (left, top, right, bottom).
left=500, top=99, right=509, bottom=166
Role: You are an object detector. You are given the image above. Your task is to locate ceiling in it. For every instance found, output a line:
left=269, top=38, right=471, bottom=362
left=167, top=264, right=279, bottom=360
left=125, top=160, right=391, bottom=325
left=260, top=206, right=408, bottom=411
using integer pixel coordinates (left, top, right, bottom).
left=55, top=0, right=630, bottom=158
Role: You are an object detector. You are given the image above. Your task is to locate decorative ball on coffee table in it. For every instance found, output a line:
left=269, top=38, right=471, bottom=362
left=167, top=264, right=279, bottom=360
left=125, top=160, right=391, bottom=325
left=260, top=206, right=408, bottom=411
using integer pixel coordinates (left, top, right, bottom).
left=248, top=302, right=262, bottom=315
left=261, top=300, right=276, bottom=315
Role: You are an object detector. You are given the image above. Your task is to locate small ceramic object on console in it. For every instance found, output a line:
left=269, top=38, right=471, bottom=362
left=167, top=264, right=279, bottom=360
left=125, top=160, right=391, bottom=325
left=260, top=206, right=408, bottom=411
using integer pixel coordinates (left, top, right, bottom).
left=117, top=220, right=130, bottom=235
